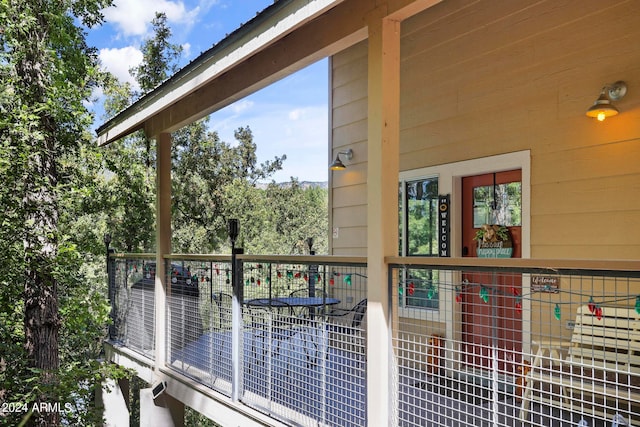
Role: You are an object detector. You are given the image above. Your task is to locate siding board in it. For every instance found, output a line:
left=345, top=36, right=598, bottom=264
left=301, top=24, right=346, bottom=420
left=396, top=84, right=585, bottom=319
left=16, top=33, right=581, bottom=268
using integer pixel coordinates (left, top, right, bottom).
left=331, top=0, right=640, bottom=259
left=533, top=211, right=640, bottom=245
left=532, top=175, right=640, bottom=216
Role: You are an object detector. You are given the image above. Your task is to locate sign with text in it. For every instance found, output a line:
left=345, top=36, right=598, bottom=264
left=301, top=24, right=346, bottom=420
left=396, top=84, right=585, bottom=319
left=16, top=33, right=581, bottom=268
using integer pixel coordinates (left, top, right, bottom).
left=438, top=195, right=450, bottom=257
left=476, top=224, right=514, bottom=258
left=531, top=275, right=559, bottom=293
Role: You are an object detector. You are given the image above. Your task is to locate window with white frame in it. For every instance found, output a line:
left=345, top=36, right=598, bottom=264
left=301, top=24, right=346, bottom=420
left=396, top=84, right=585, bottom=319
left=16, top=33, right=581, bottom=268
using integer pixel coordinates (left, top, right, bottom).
left=399, top=177, right=439, bottom=309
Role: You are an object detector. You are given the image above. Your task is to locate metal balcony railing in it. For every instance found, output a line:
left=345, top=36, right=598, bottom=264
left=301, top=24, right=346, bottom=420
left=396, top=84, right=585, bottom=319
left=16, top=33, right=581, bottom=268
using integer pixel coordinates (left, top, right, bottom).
left=389, top=257, right=640, bottom=427
left=154, top=254, right=366, bottom=426
left=108, top=254, right=156, bottom=360
left=108, top=253, right=640, bottom=427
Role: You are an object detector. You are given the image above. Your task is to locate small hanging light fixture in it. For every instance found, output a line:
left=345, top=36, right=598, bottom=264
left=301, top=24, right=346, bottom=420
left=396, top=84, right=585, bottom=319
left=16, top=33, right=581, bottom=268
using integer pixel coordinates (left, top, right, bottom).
left=585, top=81, right=627, bottom=121
left=329, top=149, right=353, bottom=170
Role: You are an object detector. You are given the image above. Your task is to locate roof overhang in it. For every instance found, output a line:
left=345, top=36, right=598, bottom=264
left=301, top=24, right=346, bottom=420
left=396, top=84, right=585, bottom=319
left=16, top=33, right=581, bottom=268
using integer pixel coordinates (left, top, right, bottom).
left=95, top=0, right=441, bottom=146
left=96, top=0, right=352, bottom=145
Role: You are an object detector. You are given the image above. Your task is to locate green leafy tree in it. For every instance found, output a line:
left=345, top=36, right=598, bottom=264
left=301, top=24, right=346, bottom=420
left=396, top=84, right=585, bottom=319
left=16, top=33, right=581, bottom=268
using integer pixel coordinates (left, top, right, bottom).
left=171, top=124, right=286, bottom=252
left=239, top=180, right=328, bottom=254
left=0, top=0, right=125, bottom=425
left=131, top=12, right=182, bottom=96
left=97, top=13, right=182, bottom=253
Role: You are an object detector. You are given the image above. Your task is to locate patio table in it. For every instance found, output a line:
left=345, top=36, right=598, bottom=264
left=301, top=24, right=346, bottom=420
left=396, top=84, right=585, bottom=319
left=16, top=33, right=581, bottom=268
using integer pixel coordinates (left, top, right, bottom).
left=244, top=296, right=340, bottom=308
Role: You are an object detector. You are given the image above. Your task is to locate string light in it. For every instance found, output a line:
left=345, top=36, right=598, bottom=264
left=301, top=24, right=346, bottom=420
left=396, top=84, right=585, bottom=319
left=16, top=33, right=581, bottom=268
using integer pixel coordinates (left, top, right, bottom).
left=398, top=277, right=640, bottom=322
left=479, top=286, right=489, bottom=303
left=427, top=287, right=435, bottom=300
left=594, top=306, right=603, bottom=320
left=119, top=259, right=638, bottom=323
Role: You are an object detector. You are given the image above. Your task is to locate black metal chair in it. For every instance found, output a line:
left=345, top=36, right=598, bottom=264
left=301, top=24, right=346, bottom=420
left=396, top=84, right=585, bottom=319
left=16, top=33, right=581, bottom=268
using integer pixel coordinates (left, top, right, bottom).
left=326, top=298, right=367, bottom=356
left=212, top=292, right=233, bottom=359
left=248, top=301, right=301, bottom=371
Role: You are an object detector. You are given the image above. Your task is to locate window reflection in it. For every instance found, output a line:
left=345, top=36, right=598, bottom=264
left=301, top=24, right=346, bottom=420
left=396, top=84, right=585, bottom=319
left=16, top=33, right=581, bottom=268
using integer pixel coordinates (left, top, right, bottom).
left=399, top=177, right=439, bottom=310
left=473, top=182, right=521, bottom=227
left=405, top=178, right=439, bottom=256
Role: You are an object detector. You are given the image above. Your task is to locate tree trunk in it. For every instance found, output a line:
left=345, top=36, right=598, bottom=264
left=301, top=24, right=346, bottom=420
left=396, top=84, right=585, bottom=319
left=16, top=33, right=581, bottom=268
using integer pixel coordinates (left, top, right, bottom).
left=23, top=138, right=61, bottom=426
left=24, top=261, right=60, bottom=427
left=12, top=4, right=63, bottom=423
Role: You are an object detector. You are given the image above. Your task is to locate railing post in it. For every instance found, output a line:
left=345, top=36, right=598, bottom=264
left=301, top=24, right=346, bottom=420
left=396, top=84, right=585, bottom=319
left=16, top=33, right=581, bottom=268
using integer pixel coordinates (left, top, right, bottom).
left=104, top=233, right=116, bottom=340
left=228, top=219, right=244, bottom=402
left=307, top=237, right=319, bottom=317
left=231, top=247, right=244, bottom=402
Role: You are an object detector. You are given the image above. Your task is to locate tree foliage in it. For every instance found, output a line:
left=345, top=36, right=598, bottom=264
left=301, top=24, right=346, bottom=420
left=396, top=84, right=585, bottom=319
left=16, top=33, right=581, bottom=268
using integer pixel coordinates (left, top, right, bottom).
left=98, top=12, right=327, bottom=257
left=0, top=0, right=131, bottom=425
left=171, top=123, right=287, bottom=252
left=0, top=4, right=327, bottom=425
left=130, top=12, right=182, bottom=95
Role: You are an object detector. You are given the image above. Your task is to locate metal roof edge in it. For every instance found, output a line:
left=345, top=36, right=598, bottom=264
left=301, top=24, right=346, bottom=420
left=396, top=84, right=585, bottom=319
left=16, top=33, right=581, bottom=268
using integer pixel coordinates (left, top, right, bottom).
left=95, top=0, right=342, bottom=144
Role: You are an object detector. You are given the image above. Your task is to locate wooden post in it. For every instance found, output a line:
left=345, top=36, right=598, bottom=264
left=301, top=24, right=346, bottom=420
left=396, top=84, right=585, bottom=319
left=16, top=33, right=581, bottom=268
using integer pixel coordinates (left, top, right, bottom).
left=366, top=15, right=401, bottom=425
left=155, top=132, right=171, bottom=367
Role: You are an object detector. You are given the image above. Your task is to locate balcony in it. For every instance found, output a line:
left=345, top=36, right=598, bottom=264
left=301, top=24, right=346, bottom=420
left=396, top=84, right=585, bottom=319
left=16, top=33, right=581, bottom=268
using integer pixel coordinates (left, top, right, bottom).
left=106, top=254, right=640, bottom=426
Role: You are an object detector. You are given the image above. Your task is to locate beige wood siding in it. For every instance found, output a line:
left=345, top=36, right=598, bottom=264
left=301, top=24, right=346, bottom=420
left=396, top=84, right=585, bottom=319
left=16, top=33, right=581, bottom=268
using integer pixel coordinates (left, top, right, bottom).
left=331, top=40, right=369, bottom=256
left=331, top=0, right=640, bottom=259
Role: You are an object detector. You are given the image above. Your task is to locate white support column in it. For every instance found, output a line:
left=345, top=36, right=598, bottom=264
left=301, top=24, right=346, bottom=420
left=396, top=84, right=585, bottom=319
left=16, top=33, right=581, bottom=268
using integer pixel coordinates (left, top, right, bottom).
left=96, top=378, right=130, bottom=427
left=151, top=133, right=185, bottom=425
left=140, top=388, right=184, bottom=427
left=155, top=132, right=172, bottom=367
left=366, top=15, right=401, bottom=426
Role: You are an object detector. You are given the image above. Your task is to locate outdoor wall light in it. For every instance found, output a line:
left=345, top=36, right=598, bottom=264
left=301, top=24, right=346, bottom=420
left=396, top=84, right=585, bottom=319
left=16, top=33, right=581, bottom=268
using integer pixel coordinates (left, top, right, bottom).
left=151, top=381, right=167, bottom=400
left=586, top=81, right=627, bottom=121
left=329, top=149, right=353, bottom=170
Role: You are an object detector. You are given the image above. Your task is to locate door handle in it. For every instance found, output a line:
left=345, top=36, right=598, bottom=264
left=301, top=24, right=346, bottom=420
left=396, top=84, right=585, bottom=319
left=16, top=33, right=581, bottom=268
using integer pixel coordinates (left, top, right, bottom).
left=462, top=246, right=469, bottom=256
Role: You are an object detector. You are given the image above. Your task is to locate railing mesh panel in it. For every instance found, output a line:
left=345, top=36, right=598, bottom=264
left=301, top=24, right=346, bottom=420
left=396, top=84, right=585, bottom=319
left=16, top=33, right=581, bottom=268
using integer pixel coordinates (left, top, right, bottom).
left=110, top=257, right=155, bottom=359
left=110, top=254, right=640, bottom=427
left=391, top=264, right=640, bottom=427
left=159, top=257, right=367, bottom=426
left=166, top=259, right=234, bottom=396
left=240, top=260, right=367, bottom=426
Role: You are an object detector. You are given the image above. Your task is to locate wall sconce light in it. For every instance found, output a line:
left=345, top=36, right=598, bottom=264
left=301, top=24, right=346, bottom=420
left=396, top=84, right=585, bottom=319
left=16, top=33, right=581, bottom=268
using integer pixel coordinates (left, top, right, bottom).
left=585, top=81, right=627, bottom=121
left=329, top=149, right=353, bottom=170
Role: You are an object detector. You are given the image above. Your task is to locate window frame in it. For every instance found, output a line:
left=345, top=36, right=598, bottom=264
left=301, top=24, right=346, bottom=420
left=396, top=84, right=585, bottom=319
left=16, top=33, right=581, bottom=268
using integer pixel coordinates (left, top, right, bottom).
left=399, top=174, right=441, bottom=314
left=398, top=150, right=531, bottom=324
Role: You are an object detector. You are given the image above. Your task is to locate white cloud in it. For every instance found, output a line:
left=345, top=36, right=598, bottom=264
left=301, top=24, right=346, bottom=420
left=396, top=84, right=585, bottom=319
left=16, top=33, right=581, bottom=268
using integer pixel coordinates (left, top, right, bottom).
left=181, top=42, right=191, bottom=58
left=231, top=99, right=254, bottom=114
left=99, top=46, right=143, bottom=87
left=104, top=0, right=199, bottom=37
left=288, top=108, right=305, bottom=121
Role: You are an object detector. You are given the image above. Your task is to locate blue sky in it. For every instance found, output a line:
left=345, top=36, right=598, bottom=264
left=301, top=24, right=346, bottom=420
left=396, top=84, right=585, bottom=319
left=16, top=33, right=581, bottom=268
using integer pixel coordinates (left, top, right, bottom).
left=88, top=0, right=328, bottom=183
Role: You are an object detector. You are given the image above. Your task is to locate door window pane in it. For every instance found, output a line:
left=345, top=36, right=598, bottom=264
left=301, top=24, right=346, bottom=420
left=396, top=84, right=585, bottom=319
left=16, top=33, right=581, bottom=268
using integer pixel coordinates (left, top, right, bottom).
left=473, top=182, right=521, bottom=227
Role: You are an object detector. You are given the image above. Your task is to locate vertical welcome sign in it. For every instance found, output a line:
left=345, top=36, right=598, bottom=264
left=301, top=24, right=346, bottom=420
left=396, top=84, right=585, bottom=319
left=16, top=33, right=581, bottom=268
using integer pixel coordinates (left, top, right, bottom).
left=439, top=195, right=450, bottom=257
